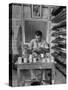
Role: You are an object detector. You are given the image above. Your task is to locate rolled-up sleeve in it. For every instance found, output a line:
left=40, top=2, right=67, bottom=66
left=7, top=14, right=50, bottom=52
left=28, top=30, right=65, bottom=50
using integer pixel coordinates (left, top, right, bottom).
left=28, top=40, right=34, bottom=50
left=42, top=41, right=49, bottom=49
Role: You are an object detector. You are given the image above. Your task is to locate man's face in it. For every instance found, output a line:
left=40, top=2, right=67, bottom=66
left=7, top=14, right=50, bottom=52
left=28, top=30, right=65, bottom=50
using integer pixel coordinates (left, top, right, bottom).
left=35, top=35, right=42, bottom=42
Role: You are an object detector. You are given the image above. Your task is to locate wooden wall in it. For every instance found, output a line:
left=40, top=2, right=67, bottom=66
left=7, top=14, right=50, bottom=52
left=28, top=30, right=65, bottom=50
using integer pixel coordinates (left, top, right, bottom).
left=10, top=3, right=52, bottom=56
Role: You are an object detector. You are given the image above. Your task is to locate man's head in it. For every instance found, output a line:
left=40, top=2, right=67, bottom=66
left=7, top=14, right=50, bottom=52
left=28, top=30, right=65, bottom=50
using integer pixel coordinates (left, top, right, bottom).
left=35, top=30, right=42, bottom=42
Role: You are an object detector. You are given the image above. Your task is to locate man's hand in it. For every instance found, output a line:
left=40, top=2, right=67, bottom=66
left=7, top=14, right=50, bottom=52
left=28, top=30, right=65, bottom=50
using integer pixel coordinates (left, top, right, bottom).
left=32, top=48, right=42, bottom=54
left=39, top=47, right=50, bottom=53
left=32, top=47, right=50, bottom=54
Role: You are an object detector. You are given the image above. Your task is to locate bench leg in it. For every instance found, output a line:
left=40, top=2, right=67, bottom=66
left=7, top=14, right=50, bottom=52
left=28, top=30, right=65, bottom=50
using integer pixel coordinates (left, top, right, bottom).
left=17, top=68, right=21, bottom=86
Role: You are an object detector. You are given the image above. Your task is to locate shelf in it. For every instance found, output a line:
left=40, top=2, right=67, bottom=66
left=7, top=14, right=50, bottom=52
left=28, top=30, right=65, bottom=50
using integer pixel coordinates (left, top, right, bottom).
left=51, top=6, right=66, bottom=16
left=51, top=9, right=66, bottom=23
left=51, top=39, right=66, bottom=45
left=51, top=47, right=66, bottom=53
left=55, top=57, right=66, bottom=67
left=51, top=31, right=66, bottom=37
left=51, top=40, right=66, bottom=45
left=51, top=44, right=66, bottom=49
left=51, top=27, right=66, bottom=32
left=52, top=20, right=66, bottom=30
left=56, top=43, right=66, bottom=48
left=51, top=52, right=66, bottom=65
left=55, top=63, right=66, bottom=77
left=51, top=37, right=65, bottom=43
left=51, top=51, right=66, bottom=58
left=51, top=6, right=66, bottom=78
left=57, top=44, right=66, bottom=48
left=52, top=14, right=66, bottom=23
left=56, top=56, right=66, bottom=65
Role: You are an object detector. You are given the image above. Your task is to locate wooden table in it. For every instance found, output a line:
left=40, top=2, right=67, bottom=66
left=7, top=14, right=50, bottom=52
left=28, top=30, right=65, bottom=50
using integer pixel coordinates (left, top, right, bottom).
left=15, top=61, right=55, bottom=86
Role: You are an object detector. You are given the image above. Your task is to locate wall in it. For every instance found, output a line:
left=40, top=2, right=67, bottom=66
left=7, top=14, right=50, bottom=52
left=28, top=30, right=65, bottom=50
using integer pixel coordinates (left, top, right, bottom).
left=25, top=20, right=48, bottom=43
left=10, top=4, right=52, bottom=56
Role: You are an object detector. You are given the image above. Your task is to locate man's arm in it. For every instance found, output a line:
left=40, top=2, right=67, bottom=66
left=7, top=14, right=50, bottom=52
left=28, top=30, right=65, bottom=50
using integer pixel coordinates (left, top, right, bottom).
left=28, top=40, right=34, bottom=50
left=44, top=41, right=50, bottom=53
left=40, top=41, right=50, bottom=53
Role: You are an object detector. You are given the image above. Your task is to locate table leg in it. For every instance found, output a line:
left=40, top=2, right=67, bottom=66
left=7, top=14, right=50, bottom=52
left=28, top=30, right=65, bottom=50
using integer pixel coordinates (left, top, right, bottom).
left=30, top=69, right=36, bottom=80
left=52, top=64, right=55, bottom=84
left=42, top=70, right=46, bottom=81
left=17, top=68, right=21, bottom=86
left=50, top=69, right=52, bottom=84
left=40, top=69, right=46, bottom=85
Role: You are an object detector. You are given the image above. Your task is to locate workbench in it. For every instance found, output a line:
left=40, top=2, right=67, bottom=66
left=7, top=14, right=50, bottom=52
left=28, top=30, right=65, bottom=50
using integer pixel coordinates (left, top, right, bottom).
left=15, top=60, right=55, bottom=86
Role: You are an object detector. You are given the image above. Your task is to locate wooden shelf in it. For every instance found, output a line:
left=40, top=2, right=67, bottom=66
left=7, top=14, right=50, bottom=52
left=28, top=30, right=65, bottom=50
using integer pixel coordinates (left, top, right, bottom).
left=51, top=37, right=66, bottom=43
left=55, top=58, right=66, bottom=68
left=51, top=6, right=66, bottom=77
left=51, top=47, right=66, bottom=53
left=51, top=44, right=66, bottom=49
left=57, top=56, right=66, bottom=65
left=56, top=43, right=66, bottom=48
left=51, top=40, right=66, bottom=45
left=51, top=51, right=66, bottom=58
left=55, top=63, right=66, bottom=77
left=52, top=20, right=66, bottom=30
left=51, top=52, right=66, bottom=65
left=51, top=6, right=66, bottom=16
left=51, top=9, right=66, bottom=23
left=51, top=31, right=66, bottom=37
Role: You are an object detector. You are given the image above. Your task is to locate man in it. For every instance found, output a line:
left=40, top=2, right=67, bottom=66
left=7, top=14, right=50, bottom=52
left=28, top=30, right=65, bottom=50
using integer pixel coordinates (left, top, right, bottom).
left=29, top=30, right=50, bottom=82
left=29, top=30, right=49, bottom=52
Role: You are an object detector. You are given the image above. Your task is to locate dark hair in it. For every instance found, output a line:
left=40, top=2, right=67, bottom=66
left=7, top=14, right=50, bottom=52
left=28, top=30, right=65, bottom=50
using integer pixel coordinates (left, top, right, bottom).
left=35, top=30, right=42, bottom=37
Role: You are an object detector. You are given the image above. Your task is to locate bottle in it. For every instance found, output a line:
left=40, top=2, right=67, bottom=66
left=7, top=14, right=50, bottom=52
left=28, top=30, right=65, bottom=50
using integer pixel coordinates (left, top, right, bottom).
left=40, top=53, right=45, bottom=62
left=42, top=58, right=45, bottom=63
left=40, top=53, right=44, bottom=58
left=18, top=57, right=22, bottom=64
left=24, top=57, right=27, bottom=63
left=29, top=54, right=32, bottom=63
left=33, top=58, right=36, bottom=63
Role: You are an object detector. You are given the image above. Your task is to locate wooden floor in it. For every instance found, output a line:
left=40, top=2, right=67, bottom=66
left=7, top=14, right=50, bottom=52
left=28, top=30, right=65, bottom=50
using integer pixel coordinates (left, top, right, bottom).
left=12, top=68, right=66, bottom=87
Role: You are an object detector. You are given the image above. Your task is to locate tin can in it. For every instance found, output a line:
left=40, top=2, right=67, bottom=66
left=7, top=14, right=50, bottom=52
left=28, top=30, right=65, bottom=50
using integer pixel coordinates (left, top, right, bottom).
left=33, top=58, right=36, bottom=63
left=29, top=54, right=32, bottom=63
left=41, top=54, right=44, bottom=58
left=24, top=58, right=27, bottom=63
left=18, top=57, right=22, bottom=64
left=42, top=58, right=45, bottom=62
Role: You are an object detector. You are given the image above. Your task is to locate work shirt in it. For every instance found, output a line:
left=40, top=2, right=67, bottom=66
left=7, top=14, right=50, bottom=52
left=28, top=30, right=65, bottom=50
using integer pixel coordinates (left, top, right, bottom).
left=29, top=39, right=49, bottom=50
